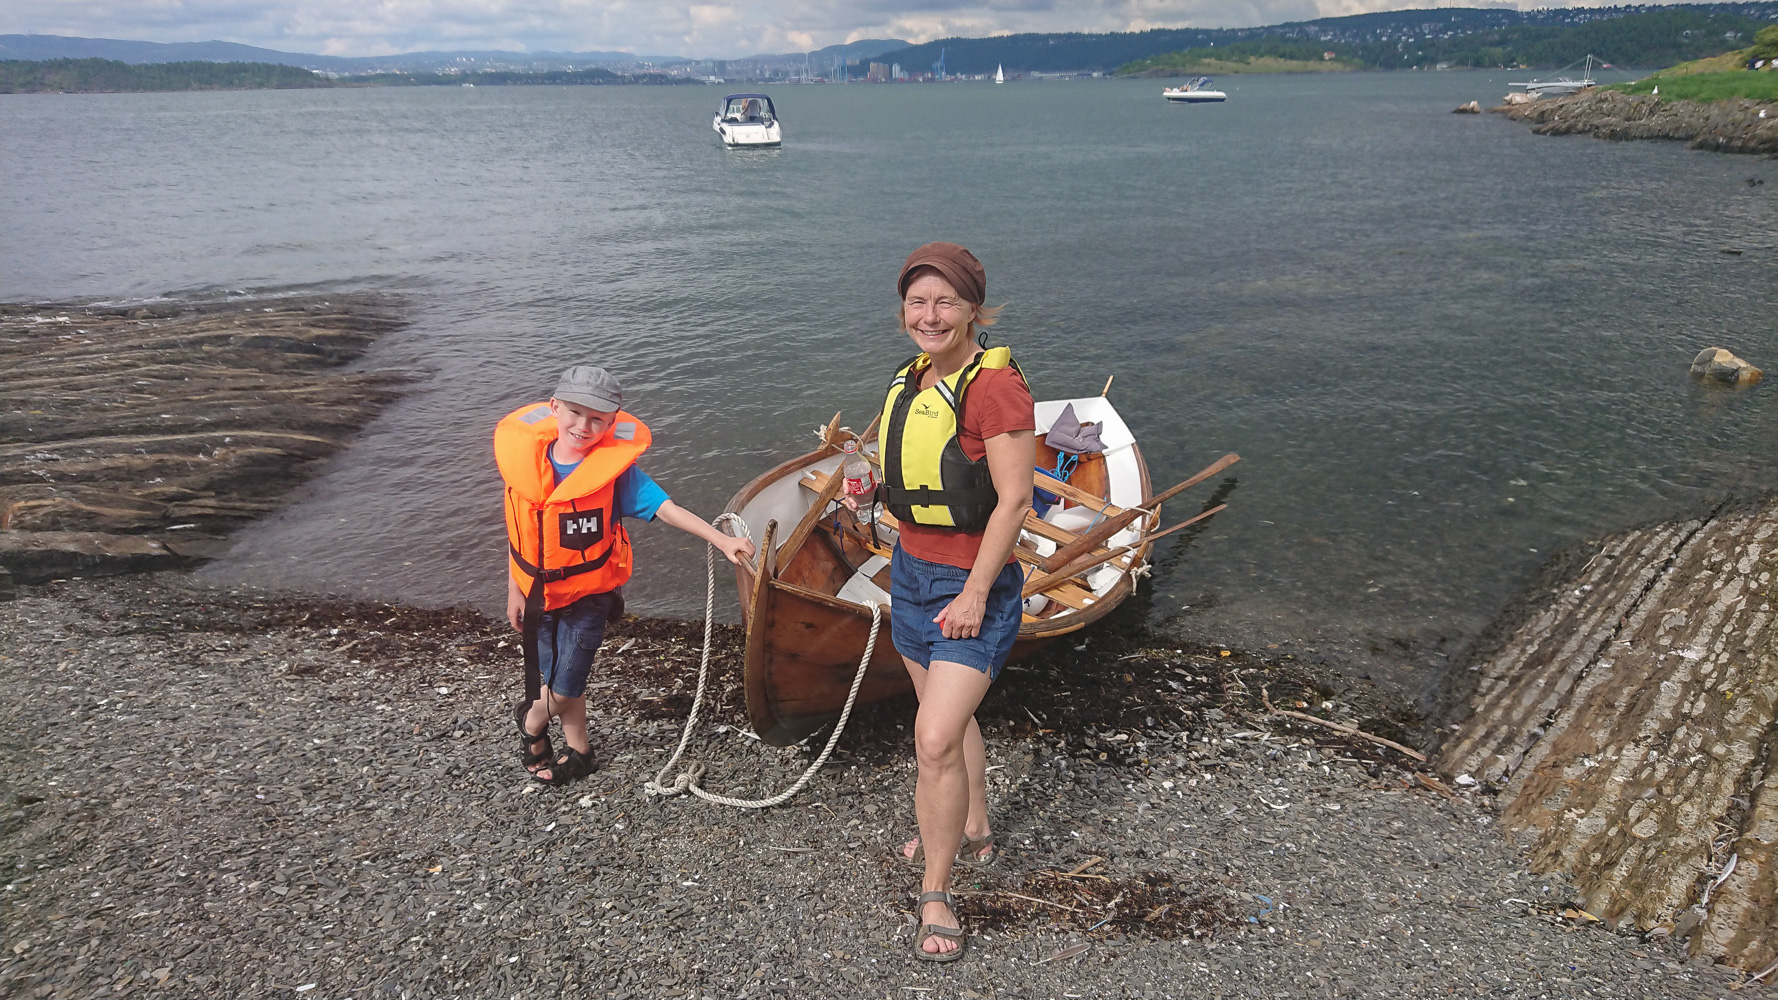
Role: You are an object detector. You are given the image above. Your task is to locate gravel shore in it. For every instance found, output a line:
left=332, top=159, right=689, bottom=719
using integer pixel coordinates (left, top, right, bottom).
left=2, top=574, right=1766, bottom=999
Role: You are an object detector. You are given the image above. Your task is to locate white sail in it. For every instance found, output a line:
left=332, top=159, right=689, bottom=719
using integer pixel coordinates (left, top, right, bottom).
left=995, top=64, right=1004, bottom=84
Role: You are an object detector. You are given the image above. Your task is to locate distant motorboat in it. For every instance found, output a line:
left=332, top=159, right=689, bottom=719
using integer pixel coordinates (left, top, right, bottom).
left=713, top=93, right=782, bottom=148
left=1163, top=77, right=1226, bottom=103
left=1511, top=55, right=1599, bottom=98
left=995, top=64, right=1005, bottom=84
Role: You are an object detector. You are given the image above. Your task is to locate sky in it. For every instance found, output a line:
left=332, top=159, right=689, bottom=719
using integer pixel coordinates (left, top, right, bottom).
left=0, top=0, right=1695, bottom=60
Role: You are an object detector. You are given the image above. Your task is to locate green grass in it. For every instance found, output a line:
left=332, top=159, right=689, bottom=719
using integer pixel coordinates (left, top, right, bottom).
left=1611, top=71, right=1778, bottom=102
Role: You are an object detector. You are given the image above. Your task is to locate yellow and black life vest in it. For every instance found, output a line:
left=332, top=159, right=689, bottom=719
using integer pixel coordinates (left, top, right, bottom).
left=880, top=346, right=1021, bottom=531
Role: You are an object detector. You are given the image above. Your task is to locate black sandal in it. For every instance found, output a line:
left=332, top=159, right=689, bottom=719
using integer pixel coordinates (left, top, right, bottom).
left=515, top=703, right=553, bottom=777
left=540, top=745, right=596, bottom=786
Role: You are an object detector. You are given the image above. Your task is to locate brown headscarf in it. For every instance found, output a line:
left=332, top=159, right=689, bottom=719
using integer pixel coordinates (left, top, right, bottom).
left=897, top=242, right=986, bottom=305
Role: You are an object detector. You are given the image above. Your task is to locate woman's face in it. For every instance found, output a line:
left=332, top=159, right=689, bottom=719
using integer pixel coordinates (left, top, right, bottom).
left=901, top=271, right=974, bottom=358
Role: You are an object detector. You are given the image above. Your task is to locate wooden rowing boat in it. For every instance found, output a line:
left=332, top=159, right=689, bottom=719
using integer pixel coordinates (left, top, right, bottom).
left=722, top=395, right=1158, bottom=746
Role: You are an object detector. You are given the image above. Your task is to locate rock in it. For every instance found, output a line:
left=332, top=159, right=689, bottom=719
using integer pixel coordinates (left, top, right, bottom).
left=1499, top=91, right=1537, bottom=106
left=0, top=296, right=412, bottom=576
left=1690, top=347, right=1765, bottom=386
left=0, top=529, right=183, bottom=582
left=0, top=567, right=13, bottom=601
left=1441, top=495, right=1778, bottom=972
left=1494, top=89, right=1778, bottom=155
left=1453, top=101, right=1481, bottom=114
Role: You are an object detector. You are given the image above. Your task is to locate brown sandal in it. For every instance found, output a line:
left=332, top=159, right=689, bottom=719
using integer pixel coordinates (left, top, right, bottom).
left=912, top=890, right=966, bottom=962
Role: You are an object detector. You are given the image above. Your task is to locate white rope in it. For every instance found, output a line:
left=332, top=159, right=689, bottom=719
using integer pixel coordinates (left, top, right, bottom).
left=645, top=512, right=881, bottom=808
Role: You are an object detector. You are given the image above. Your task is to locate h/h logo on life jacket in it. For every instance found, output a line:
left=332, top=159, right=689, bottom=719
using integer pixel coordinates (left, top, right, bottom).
left=557, top=509, right=606, bottom=550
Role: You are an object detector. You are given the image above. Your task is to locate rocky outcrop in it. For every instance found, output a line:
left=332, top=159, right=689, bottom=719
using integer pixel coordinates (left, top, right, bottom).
left=0, top=296, right=412, bottom=581
left=1492, top=89, right=1778, bottom=155
left=1692, top=347, right=1766, bottom=386
left=1440, top=496, right=1778, bottom=971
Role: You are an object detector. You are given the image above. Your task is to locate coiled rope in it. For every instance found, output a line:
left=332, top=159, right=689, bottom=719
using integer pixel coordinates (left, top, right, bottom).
left=645, top=512, right=880, bottom=808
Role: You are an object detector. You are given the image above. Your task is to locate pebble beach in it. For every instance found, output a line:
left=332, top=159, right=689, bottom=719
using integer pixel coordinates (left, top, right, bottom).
left=3, top=573, right=1765, bottom=1000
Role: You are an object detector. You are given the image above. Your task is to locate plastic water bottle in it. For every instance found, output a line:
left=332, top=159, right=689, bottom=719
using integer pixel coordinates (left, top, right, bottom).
left=840, top=440, right=878, bottom=531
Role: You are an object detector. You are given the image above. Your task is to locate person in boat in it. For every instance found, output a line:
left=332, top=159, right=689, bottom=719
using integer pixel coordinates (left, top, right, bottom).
left=855, top=242, right=1036, bottom=961
left=494, top=365, right=754, bottom=786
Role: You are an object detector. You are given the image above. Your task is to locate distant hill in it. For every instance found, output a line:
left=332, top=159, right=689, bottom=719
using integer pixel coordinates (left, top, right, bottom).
left=0, top=57, right=699, bottom=93
left=1120, top=8, right=1778, bottom=74
left=0, top=34, right=659, bottom=73
left=867, top=3, right=1778, bottom=75
left=0, top=58, right=332, bottom=93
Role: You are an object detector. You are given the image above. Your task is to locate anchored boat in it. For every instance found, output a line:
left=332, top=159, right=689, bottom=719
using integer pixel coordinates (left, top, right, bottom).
left=1510, top=55, right=1599, bottom=98
left=1163, top=77, right=1226, bottom=103
left=722, top=393, right=1236, bottom=745
left=713, top=93, right=782, bottom=148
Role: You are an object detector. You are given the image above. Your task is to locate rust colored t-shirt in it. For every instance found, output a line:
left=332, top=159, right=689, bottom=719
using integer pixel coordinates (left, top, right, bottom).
left=895, top=363, right=1035, bottom=570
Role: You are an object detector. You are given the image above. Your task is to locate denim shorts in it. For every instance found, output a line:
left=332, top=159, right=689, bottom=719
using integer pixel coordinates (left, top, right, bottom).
left=889, top=545, right=1023, bottom=678
left=536, top=589, right=621, bottom=698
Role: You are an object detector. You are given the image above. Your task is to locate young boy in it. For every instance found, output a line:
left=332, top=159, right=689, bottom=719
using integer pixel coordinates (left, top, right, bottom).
left=494, top=365, right=754, bottom=785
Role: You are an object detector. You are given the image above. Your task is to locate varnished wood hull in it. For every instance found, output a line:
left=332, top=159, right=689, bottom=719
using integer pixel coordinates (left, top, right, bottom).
left=725, top=402, right=1153, bottom=747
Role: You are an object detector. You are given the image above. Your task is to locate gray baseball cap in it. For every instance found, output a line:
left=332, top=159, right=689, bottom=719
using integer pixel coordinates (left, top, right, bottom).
left=552, top=365, right=622, bottom=412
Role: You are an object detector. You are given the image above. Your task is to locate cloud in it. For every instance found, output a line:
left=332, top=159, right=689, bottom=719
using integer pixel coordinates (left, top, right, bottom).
left=0, top=0, right=1702, bottom=60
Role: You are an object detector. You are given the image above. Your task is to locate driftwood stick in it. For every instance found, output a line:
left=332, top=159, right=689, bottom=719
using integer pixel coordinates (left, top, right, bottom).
left=1101, top=374, right=1115, bottom=396
left=1261, top=687, right=1427, bottom=762
left=951, top=889, right=1085, bottom=914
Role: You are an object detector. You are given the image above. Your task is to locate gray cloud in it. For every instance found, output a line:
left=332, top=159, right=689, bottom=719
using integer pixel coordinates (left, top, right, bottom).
left=0, top=0, right=1694, bottom=60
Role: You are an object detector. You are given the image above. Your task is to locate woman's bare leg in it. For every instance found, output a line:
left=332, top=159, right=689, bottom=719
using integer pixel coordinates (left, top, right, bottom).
left=900, top=656, right=991, bottom=859
left=909, top=659, right=993, bottom=956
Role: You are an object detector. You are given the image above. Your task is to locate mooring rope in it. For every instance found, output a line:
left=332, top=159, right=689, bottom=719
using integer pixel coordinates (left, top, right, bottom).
left=644, top=513, right=880, bottom=808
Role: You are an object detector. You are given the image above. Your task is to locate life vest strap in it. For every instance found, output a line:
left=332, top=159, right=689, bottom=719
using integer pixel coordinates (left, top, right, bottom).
left=885, top=484, right=998, bottom=508
left=509, top=543, right=614, bottom=583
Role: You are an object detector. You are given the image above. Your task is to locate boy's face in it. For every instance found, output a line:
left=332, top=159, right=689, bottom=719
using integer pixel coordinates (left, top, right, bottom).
left=550, top=398, right=615, bottom=454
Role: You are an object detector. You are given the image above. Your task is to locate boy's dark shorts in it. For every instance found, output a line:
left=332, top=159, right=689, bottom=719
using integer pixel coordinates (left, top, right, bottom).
left=536, top=589, right=622, bottom=698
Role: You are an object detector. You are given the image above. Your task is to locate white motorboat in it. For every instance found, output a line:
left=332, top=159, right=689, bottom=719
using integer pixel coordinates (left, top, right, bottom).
left=713, top=93, right=782, bottom=148
left=1163, top=77, right=1226, bottom=103
left=1511, top=55, right=1598, bottom=98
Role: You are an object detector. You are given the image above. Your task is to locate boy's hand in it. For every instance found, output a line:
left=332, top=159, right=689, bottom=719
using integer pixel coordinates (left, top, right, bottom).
left=506, top=578, right=525, bottom=632
left=716, top=535, right=756, bottom=567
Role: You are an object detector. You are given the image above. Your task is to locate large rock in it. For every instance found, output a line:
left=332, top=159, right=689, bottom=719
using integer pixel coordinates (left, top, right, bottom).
left=1441, top=496, right=1778, bottom=970
left=1691, top=347, right=1765, bottom=386
left=0, top=529, right=183, bottom=583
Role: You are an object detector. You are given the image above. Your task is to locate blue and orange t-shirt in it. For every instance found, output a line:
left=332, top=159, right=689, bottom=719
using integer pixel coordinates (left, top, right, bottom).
left=548, top=442, right=669, bottom=522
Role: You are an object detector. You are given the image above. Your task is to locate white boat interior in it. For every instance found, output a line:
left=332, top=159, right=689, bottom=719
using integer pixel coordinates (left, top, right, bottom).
left=727, top=395, right=1149, bottom=621
left=713, top=93, right=782, bottom=147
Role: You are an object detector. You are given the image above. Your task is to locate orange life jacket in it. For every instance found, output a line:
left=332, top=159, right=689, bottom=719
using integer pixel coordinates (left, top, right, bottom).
left=494, top=402, right=651, bottom=612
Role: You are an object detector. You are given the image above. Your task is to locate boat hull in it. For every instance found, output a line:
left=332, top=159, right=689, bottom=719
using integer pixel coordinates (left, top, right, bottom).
left=724, top=401, right=1152, bottom=746
left=1163, top=92, right=1226, bottom=103
left=713, top=117, right=782, bottom=147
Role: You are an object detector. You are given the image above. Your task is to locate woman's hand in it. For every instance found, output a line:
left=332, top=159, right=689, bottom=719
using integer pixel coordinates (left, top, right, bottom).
left=934, top=588, right=988, bottom=639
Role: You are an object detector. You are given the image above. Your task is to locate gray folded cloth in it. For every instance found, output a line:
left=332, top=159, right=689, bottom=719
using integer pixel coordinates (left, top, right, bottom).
left=1044, top=403, right=1103, bottom=455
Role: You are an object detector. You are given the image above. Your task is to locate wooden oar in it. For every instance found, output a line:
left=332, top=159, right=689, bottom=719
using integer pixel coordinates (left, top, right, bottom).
left=777, top=460, right=846, bottom=566
left=1022, top=503, right=1227, bottom=598
left=1040, top=453, right=1239, bottom=572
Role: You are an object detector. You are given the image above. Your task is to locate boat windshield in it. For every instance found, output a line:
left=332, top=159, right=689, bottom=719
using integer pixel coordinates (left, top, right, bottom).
left=720, top=95, right=776, bottom=123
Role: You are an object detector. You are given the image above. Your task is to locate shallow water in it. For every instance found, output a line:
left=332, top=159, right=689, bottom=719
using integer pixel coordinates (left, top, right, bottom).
left=5, top=73, right=1775, bottom=695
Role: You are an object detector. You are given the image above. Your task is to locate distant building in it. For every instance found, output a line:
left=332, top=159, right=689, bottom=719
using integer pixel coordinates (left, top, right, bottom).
left=867, top=61, right=889, bottom=82
left=891, top=62, right=904, bottom=80
left=1323, top=51, right=1337, bottom=60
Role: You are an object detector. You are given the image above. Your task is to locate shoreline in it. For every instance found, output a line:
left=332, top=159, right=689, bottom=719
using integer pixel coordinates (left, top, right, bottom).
left=1, top=570, right=1748, bottom=998
left=1491, top=88, right=1778, bottom=155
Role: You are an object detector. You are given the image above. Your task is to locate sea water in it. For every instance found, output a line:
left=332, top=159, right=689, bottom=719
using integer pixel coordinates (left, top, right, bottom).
left=4, top=73, right=1775, bottom=695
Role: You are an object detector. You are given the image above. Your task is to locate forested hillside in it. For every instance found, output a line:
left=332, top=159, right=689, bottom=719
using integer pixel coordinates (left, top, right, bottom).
left=0, top=58, right=331, bottom=92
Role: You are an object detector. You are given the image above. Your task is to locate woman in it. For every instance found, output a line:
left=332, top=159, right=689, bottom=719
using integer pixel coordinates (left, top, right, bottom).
left=864, top=242, right=1035, bottom=961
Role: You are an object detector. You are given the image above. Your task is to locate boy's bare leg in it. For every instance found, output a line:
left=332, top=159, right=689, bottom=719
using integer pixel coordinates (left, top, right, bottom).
left=522, top=691, right=590, bottom=780
left=899, top=656, right=992, bottom=863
